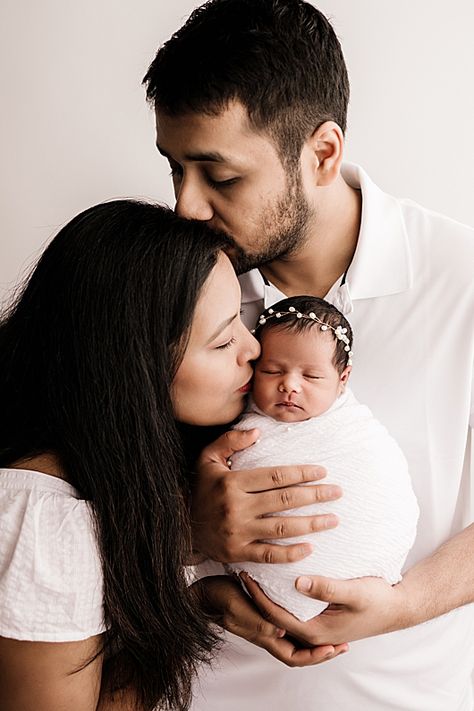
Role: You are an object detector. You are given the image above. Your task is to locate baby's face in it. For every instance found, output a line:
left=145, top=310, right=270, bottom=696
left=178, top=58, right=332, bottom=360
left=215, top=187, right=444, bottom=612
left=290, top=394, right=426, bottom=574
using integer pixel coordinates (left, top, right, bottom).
left=252, top=326, right=350, bottom=422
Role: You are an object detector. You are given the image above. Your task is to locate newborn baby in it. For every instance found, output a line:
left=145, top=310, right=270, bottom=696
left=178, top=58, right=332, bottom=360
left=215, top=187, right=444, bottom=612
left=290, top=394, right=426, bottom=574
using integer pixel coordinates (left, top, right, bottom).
left=227, top=295, right=419, bottom=621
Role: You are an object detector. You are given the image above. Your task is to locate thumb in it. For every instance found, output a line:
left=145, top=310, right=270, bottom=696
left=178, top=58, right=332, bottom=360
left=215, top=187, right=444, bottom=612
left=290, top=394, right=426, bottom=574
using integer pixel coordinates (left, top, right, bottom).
left=200, top=428, right=260, bottom=466
left=295, top=575, right=357, bottom=606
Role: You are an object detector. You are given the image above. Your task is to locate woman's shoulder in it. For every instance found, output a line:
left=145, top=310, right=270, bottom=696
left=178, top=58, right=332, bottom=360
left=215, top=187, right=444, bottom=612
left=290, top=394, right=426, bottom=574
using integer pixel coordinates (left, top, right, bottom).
left=0, top=468, right=105, bottom=642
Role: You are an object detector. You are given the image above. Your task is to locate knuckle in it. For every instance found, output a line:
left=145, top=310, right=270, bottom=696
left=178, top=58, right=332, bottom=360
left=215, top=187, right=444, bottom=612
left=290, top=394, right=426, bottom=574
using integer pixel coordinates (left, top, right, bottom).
left=220, top=535, right=240, bottom=560
left=310, top=516, right=324, bottom=532
left=217, top=474, right=234, bottom=498
left=313, top=486, right=324, bottom=503
left=271, top=467, right=285, bottom=487
left=262, top=547, right=276, bottom=564
left=247, top=618, right=272, bottom=644
left=218, top=499, right=236, bottom=522
left=223, top=430, right=234, bottom=446
left=324, top=580, right=337, bottom=598
left=279, top=488, right=292, bottom=507
left=256, top=618, right=270, bottom=636
left=275, top=519, right=287, bottom=537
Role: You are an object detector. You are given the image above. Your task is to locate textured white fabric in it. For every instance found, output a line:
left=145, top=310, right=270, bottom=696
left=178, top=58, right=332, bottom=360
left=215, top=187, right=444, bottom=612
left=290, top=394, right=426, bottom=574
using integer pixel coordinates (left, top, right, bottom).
left=227, top=389, right=419, bottom=620
left=191, top=164, right=474, bottom=711
left=0, top=468, right=105, bottom=642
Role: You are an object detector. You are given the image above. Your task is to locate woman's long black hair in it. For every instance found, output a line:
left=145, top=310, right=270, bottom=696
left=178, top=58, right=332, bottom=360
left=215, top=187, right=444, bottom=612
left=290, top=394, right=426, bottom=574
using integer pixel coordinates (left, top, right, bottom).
left=0, top=200, right=228, bottom=710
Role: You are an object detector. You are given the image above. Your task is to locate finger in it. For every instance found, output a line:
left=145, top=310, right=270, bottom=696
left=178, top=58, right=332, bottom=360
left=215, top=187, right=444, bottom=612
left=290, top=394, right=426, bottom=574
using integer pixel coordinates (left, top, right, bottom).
left=241, top=464, right=329, bottom=493
left=243, top=541, right=314, bottom=564
left=200, top=429, right=261, bottom=465
left=224, top=587, right=287, bottom=642
left=276, top=642, right=349, bottom=668
left=295, top=575, right=357, bottom=605
left=242, top=574, right=343, bottom=646
left=263, top=638, right=338, bottom=667
left=241, top=573, right=305, bottom=627
left=250, top=483, right=342, bottom=516
left=251, top=513, right=339, bottom=540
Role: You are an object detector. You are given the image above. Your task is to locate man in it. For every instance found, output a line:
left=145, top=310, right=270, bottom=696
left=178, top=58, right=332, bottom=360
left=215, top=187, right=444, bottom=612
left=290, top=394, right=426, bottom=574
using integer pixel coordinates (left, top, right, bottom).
left=143, top=1, right=474, bottom=709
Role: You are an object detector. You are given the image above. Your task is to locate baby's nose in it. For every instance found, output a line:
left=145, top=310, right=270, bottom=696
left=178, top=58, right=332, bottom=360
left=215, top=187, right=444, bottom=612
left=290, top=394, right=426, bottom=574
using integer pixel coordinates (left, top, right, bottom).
left=278, top=378, right=302, bottom=394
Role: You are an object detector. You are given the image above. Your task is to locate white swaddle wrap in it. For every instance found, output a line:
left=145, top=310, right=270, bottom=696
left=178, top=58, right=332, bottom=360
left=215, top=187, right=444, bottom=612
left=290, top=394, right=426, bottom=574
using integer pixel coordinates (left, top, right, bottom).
left=227, top=388, right=419, bottom=621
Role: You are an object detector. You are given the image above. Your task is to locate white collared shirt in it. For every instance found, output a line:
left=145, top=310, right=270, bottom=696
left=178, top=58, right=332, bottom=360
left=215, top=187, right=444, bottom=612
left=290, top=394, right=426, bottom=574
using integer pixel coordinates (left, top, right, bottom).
left=192, top=164, right=474, bottom=711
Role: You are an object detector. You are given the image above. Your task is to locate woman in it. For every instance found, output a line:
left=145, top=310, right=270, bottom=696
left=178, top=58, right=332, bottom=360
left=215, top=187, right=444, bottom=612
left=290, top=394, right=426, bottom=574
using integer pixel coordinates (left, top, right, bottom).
left=0, top=200, right=259, bottom=710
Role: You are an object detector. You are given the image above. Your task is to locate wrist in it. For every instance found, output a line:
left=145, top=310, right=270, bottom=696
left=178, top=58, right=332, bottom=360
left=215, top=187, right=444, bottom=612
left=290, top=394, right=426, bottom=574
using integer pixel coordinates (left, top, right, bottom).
left=389, top=577, right=419, bottom=631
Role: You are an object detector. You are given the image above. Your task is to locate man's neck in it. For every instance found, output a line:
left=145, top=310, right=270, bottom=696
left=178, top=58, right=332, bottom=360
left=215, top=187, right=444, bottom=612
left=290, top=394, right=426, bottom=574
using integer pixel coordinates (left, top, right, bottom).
left=260, top=175, right=362, bottom=298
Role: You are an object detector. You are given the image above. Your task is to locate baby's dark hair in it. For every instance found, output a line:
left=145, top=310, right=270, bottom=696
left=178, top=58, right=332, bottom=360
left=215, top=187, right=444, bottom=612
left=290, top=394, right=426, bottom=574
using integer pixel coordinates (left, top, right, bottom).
left=254, top=295, right=353, bottom=374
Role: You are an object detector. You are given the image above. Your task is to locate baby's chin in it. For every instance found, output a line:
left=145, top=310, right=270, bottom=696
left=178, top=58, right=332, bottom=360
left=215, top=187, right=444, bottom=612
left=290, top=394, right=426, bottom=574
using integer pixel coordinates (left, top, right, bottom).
left=262, top=404, right=311, bottom=423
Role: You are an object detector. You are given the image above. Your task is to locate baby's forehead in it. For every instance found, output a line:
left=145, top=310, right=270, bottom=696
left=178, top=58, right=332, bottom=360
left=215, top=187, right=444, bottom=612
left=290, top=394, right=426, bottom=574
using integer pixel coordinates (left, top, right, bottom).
left=258, top=324, right=336, bottom=360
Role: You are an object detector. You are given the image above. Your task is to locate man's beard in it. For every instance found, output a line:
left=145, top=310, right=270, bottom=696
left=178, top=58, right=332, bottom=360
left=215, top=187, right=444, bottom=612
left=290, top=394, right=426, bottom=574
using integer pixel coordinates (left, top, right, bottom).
left=225, top=174, right=312, bottom=275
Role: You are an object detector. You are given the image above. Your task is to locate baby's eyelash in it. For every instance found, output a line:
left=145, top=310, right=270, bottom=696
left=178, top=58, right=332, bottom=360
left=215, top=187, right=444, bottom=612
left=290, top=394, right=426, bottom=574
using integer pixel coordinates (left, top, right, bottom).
left=216, top=337, right=236, bottom=350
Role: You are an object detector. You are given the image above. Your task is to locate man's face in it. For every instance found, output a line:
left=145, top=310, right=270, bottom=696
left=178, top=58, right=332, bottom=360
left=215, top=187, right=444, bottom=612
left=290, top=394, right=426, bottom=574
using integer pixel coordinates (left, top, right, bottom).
left=155, top=101, right=312, bottom=273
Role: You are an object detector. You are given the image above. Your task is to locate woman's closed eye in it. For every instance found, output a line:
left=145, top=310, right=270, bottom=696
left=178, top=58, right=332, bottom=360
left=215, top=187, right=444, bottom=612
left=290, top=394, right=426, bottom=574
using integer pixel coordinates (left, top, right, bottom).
left=215, top=337, right=236, bottom=350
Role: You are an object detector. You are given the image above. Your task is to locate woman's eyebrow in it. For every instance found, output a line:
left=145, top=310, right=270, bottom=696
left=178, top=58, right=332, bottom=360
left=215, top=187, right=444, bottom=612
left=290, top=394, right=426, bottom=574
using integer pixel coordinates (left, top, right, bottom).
left=206, top=314, right=238, bottom=344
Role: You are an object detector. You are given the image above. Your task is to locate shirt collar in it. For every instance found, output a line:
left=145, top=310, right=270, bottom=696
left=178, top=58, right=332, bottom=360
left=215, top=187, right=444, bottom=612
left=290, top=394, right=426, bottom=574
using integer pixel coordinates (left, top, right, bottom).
left=239, top=162, right=413, bottom=315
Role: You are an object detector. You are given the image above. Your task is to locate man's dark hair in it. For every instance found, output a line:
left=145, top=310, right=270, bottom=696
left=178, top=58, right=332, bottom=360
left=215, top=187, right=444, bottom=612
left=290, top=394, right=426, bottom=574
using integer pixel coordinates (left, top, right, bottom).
left=143, top=0, right=350, bottom=165
left=255, top=295, right=353, bottom=374
left=0, top=201, right=227, bottom=710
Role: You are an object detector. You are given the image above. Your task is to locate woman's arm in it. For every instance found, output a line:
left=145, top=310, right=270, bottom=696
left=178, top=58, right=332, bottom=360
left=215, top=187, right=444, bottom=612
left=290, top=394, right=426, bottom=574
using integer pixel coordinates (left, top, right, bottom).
left=0, top=635, right=104, bottom=711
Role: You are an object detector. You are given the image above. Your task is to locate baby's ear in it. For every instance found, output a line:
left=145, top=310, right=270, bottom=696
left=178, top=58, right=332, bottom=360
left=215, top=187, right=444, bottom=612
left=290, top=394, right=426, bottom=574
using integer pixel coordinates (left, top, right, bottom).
left=340, top=365, right=352, bottom=387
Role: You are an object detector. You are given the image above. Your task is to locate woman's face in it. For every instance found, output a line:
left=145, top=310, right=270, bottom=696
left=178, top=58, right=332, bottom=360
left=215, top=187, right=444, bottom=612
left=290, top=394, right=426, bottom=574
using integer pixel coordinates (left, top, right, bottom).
left=172, top=252, right=260, bottom=425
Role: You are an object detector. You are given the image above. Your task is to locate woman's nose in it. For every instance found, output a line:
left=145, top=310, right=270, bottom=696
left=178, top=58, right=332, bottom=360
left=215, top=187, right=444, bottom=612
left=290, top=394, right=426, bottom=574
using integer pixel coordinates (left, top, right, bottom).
left=237, top=330, right=261, bottom=365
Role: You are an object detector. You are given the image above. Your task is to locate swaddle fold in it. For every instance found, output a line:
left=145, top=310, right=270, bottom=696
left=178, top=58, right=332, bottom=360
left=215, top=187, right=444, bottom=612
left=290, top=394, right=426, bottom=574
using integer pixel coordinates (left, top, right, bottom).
left=227, top=388, right=419, bottom=621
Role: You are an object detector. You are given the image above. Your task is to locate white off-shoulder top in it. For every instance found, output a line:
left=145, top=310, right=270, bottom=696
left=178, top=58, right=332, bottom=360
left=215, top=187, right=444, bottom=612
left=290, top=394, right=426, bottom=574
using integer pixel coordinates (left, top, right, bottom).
left=0, top=468, right=105, bottom=642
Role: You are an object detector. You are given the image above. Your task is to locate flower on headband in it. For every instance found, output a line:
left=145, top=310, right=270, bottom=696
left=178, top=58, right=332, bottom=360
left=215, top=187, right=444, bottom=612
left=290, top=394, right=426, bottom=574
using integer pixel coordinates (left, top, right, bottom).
left=252, top=305, right=354, bottom=367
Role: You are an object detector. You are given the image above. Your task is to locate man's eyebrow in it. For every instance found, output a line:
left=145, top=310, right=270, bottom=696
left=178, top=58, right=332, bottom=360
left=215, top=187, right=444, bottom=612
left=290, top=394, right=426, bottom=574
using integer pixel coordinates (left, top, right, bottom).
left=206, top=313, right=238, bottom=345
left=156, top=144, right=234, bottom=164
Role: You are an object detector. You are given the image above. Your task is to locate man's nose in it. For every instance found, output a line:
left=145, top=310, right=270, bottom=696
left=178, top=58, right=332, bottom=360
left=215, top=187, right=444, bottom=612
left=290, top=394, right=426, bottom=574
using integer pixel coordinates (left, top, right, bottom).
left=175, top=179, right=214, bottom=221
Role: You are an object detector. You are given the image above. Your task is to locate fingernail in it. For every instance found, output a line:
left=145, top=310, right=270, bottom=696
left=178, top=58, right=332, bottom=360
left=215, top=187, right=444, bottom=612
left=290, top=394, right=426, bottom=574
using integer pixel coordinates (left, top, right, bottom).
left=276, top=628, right=286, bottom=638
left=324, top=514, right=338, bottom=528
left=296, top=576, right=312, bottom=592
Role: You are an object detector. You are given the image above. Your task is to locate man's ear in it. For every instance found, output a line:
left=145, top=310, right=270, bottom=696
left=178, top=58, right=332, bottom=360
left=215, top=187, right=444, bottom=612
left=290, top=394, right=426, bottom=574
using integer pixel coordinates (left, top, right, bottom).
left=304, top=120, right=344, bottom=187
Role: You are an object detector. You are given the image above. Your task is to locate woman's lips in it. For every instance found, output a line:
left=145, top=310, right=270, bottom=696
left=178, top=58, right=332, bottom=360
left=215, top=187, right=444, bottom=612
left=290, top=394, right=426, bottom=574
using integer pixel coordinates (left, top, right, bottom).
left=238, top=380, right=252, bottom=393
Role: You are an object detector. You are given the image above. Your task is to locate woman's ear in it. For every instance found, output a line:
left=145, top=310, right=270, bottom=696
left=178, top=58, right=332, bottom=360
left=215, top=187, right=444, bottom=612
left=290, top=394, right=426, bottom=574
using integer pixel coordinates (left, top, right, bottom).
left=304, top=120, right=344, bottom=187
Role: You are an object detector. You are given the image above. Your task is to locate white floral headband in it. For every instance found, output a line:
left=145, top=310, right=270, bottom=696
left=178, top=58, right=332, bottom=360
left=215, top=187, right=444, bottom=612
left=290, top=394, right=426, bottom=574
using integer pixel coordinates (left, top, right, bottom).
left=251, top=305, right=353, bottom=367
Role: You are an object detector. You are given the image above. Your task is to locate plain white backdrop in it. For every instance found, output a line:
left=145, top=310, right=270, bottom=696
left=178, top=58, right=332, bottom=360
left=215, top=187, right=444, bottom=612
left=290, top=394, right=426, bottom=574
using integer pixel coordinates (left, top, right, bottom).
left=1, top=0, right=473, bottom=304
